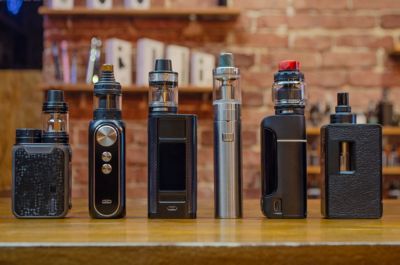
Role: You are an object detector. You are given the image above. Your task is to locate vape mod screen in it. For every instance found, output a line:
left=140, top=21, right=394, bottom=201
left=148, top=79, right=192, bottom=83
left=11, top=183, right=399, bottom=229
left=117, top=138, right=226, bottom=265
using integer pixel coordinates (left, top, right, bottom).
left=159, top=142, right=186, bottom=191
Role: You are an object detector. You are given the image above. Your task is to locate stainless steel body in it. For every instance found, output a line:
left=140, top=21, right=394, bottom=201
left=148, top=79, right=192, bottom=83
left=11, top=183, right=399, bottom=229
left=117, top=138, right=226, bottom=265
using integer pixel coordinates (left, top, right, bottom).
left=214, top=101, right=242, bottom=218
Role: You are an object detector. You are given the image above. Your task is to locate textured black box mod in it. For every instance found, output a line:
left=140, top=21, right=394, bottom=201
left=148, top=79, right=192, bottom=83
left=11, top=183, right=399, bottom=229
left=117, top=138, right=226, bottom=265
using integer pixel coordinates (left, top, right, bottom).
left=321, top=92, right=382, bottom=219
left=12, top=143, right=72, bottom=218
left=321, top=124, right=382, bottom=218
left=148, top=114, right=197, bottom=219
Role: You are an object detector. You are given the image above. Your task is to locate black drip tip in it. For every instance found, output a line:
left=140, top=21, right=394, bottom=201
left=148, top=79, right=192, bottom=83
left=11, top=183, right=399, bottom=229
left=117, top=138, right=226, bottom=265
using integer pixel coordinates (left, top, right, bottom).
left=330, top=92, right=356, bottom=124
left=154, top=59, right=172, bottom=72
left=42, top=90, right=68, bottom=113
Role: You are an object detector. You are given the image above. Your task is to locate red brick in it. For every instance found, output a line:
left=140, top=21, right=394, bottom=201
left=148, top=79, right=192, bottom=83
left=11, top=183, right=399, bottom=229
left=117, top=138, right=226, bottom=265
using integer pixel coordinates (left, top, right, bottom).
left=257, top=15, right=287, bottom=28
left=234, top=33, right=288, bottom=48
left=322, top=51, right=376, bottom=68
left=292, top=36, right=333, bottom=51
left=382, top=15, right=400, bottom=29
left=242, top=91, right=265, bottom=107
left=241, top=71, right=274, bottom=90
left=382, top=71, right=400, bottom=87
left=243, top=168, right=261, bottom=189
left=306, top=70, right=348, bottom=88
left=243, top=150, right=260, bottom=167
left=336, top=35, right=393, bottom=50
left=234, top=0, right=288, bottom=9
left=288, top=14, right=375, bottom=29
left=353, top=0, right=400, bottom=9
left=200, top=130, right=213, bottom=146
left=294, top=0, right=348, bottom=9
left=126, top=165, right=147, bottom=184
left=234, top=53, right=256, bottom=68
left=198, top=147, right=213, bottom=169
left=243, top=130, right=258, bottom=147
left=126, top=146, right=147, bottom=165
left=349, top=70, right=383, bottom=87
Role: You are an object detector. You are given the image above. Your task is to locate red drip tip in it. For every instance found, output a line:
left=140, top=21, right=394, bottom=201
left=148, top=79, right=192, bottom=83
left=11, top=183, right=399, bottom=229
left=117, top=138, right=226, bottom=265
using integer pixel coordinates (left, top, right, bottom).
left=278, top=60, right=300, bottom=71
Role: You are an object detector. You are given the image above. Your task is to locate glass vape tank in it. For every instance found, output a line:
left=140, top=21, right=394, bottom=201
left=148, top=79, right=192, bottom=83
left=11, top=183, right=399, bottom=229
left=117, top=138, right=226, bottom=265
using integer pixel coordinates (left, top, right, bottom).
left=88, top=64, right=126, bottom=219
left=261, top=60, right=307, bottom=219
left=213, top=52, right=242, bottom=218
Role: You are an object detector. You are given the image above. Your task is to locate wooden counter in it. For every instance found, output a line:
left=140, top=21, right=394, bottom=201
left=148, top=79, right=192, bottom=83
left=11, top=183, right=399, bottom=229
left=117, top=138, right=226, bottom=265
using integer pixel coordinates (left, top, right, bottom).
left=0, top=199, right=400, bottom=264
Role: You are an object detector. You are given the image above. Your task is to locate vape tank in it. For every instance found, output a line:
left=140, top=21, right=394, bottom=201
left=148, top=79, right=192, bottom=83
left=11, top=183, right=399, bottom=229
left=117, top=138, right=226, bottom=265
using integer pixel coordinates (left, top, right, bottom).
left=213, top=53, right=242, bottom=218
left=148, top=59, right=197, bottom=219
left=321, top=93, right=382, bottom=218
left=89, top=64, right=126, bottom=219
left=12, top=90, right=72, bottom=218
left=261, top=60, right=307, bottom=219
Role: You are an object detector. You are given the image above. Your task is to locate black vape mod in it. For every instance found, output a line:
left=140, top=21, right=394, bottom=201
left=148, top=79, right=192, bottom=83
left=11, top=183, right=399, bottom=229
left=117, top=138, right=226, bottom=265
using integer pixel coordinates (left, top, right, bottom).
left=261, top=60, right=307, bottom=219
left=89, top=64, right=126, bottom=219
left=12, top=90, right=72, bottom=218
left=148, top=59, right=197, bottom=219
left=321, top=93, right=382, bottom=219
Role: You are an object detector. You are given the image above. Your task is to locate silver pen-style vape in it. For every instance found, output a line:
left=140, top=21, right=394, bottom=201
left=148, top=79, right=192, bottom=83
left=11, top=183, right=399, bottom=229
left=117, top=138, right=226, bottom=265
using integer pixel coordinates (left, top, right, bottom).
left=213, top=53, right=242, bottom=218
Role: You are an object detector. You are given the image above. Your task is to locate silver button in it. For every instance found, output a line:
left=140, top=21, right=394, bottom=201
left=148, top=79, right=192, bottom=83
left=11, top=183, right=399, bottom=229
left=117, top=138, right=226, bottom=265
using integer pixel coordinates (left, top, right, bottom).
left=102, top=164, right=112, bottom=175
left=101, top=151, right=112, bottom=162
left=96, top=125, right=117, bottom=147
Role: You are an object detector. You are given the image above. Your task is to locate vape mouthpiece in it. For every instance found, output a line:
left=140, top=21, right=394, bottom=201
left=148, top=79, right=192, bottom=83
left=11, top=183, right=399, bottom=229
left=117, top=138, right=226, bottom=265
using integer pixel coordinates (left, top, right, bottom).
left=43, top=90, right=68, bottom=113
left=279, top=60, right=300, bottom=71
left=337, top=92, right=349, bottom=107
left=218, top=53, right=234, bottom=67
left=149, top=59, right=178, bottom=84
left=98, top=64, right=117, bottom=83
left=155, top=59, right=173, bottom=72
left=331, top=92, right=356, bottom=124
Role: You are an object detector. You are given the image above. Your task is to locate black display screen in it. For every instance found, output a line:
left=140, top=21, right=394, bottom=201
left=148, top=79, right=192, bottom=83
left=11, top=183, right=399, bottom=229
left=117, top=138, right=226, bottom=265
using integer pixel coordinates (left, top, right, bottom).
left=159, top=142, right=186, bottom=191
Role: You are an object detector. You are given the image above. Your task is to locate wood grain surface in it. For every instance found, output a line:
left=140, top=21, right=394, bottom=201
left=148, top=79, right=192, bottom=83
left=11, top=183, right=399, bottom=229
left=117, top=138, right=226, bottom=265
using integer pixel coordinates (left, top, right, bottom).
left=0, top=71, right=42, bottom=193
left=0, top=199, right=400, bottom=264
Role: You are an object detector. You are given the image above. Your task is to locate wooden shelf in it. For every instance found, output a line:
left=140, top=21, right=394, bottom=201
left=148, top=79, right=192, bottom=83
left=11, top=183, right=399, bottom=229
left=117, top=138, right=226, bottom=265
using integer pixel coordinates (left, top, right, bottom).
left=41, top=83, right=213, bottom=94
left=38, top=7, right=241, bottom=20
left=307, top=127, right=400, bottom=136
left=308, top=166, right=400, bottom=175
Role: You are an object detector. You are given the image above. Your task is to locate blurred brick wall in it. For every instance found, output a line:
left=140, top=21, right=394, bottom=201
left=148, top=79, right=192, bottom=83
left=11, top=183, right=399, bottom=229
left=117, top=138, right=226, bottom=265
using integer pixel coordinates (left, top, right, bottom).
left=43, top=0, right=400, bottom=198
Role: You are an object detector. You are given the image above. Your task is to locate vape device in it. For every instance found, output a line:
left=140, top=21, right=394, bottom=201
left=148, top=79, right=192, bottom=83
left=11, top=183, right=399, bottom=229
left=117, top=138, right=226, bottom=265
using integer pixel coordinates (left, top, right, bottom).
left=12, top=90, right=72, bottom=218
left=86, top=37, right=102, bottom=84
left=321, top=93, right=382, bottom=219
left=148, top=59, right=197, bottom=219
left=213, top=53, right=242, bottom=218
left=89, top=64, right=126, bottom=219
left=261, top=60, right=307, bottom=219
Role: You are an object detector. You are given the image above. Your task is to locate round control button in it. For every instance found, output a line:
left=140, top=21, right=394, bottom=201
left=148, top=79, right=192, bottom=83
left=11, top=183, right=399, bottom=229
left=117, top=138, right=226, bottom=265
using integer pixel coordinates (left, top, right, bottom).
left=102, top=151, right=112, bottom=162
left=96, top=126, right=117, bottom=147
left=102, top=164, right=112, bottom=175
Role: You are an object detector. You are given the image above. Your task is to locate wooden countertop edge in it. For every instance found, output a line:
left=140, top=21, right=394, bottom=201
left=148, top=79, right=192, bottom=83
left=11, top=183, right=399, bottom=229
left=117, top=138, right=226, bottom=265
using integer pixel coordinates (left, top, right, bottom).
left=2, top=241, right=400, bottom=247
